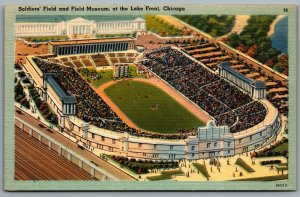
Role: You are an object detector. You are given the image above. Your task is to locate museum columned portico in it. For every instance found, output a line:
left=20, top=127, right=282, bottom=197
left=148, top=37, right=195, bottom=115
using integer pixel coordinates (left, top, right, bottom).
left=15, top=17, right=146, bottom=37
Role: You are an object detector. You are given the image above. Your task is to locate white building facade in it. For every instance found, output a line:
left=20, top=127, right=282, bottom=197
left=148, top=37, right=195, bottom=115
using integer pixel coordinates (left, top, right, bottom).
left=15, top=17, right=146, bottom=37
left=218, top=62, right=267, bottom=100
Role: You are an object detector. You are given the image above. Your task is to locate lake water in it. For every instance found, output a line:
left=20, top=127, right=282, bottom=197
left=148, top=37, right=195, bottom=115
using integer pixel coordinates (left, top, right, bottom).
left=271, top=16, right=288, bottom=54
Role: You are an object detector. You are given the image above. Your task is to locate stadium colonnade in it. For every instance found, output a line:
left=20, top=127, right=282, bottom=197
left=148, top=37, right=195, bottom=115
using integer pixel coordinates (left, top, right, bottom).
left=48, top=38, right=135, bottom=55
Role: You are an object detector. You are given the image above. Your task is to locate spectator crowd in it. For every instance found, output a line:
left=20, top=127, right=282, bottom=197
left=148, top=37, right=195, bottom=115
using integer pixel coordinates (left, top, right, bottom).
left=142, top=47, right=267, bottom=133
left=32, top=46, right=267, bottom=137
left=33, top=58, right=195, bottom=139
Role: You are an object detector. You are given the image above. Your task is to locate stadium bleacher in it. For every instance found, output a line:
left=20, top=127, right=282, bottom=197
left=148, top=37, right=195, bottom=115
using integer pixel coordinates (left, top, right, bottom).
left=31, top=45, right=281, bottom=136
left=181, top=42, right=288, bottom=116
left=55, top=52, right=138, bottom=70
left=90, top=54, right=110, bottom=67
left=142, top=47, right=267, bottom=132
left=32, top=57, right=197, bottom=139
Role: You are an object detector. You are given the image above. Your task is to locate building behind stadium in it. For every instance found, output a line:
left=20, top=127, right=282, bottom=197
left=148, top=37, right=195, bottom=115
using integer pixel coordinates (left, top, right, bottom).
left=15, top=17, right=146, bottom=37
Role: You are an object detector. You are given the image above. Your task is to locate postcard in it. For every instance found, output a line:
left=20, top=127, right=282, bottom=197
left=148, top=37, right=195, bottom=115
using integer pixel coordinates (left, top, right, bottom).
left=4, top=4, right=297, bottom=191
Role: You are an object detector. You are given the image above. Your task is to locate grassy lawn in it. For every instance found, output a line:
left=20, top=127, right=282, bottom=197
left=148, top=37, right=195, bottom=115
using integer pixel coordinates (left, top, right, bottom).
left=235, top=158, right=255, bottom=173
left=277, top=163, right=288, bottom=166
left=128, top=64, right=147, bottom=79
left=24, top=36, right=69, bottom=42
left=272, top=142, right=288, bottom=152
left=147, top=170, right=184, bottom=181
left=192, top=163, right=210, bottom=178
left=91, top=70, right=113, bottom=88
left=81, top=69, right=113, bottom=88
left=256, top=139, right=288, bottom=157
left=174, top=15, right=235, bottom=37
left=104, top=80, right=204, bottom=133
left=135, top=74, right=147, bottom=78
left=232, top=174, right=288, bottom=181
left=145, top=15, right=184, bottom=37
left=96, top=33, right=135, bottom=38
left=276, top=166, right=288, bottom=171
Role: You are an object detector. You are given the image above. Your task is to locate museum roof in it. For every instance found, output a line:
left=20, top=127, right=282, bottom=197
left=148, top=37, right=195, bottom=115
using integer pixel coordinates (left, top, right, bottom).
left=133, top=17, right=146, bottom=21
left=67, top=17, right=94, bottom=24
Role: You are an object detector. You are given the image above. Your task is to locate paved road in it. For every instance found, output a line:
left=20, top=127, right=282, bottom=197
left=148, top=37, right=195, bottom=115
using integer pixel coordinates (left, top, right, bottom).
left=15, top=126, right=97, bottom=180
left=15, top=107, right=137, bottom=181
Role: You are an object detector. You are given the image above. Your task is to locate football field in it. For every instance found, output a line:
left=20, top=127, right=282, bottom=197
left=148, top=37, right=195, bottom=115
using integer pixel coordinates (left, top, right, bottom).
left=104, top=80, right=205, bottom=134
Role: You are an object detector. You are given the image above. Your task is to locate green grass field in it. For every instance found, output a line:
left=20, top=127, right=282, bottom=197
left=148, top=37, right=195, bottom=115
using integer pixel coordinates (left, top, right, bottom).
left=79, top=68, right=113, bottom=88
left=232, top=174, right=288, bottom=181
left=192, top=163, right=210, bottom=178
left=92, top=70, right=114, bottom=88
left=272, top=142, right=288, bottom=152
left=104, top=80, right=204, bottom=133
left=235, top=158, right=255, bottom=173
left=147, top=170, right=184, bottom=181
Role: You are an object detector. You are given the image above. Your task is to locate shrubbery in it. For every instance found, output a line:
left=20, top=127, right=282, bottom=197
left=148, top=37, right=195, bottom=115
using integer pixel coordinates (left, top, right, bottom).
left=109, top=155, right=179, bottom=174
left=29, top=85, right=58, bottom=125
left=128, top=65, right=138, bottom=77
left=145, top=15, right=184, bottom=37
left=14, top=63, right=22, bottom=70
left=15, top=81, right=30, bottom=109
left=79, top=68, right=101, bottom=82
left=260, top=160, right=281, bottom=166
left=255, top=137, right=288, bottom=157
left=174, top=15, right=235, bottom=37
left=18, top=71, right=26, bottom=78
left=226, top=15, right=284, bottom=72
left=22, top=78, right=30, bottom=84
left=96, top=33, right=134, bottom=38
left=25, top=36, right=69, bottom=43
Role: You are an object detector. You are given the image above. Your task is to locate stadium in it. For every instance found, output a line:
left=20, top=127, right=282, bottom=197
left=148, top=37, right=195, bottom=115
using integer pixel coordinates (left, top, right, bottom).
left=17, top=32, right=283, bottom=161
left=13, top=14, right=289, bottom=162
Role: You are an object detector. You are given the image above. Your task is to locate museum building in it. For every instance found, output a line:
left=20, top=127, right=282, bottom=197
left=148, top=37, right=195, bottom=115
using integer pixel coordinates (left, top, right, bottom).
left=15, top=17, right=146, bottom=37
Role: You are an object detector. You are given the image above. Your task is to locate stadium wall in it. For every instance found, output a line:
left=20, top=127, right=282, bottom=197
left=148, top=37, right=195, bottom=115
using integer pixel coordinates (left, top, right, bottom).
left=62, top=109, right=280, bottom=160
left=23, top=56, right=281, bottom=161
left=57, top=97, right=281, bottom=161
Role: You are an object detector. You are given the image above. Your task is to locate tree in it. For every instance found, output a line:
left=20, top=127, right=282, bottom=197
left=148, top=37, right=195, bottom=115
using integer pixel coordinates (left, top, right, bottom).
left=227, top=33, right=241, bottom=48
left=264, top=59, right=274, bottom=67
left=247, top=44, right=258, bottom=58
left=236, top=44, right=248, bottom=53
left=273, top=63, right=283, bottom=73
